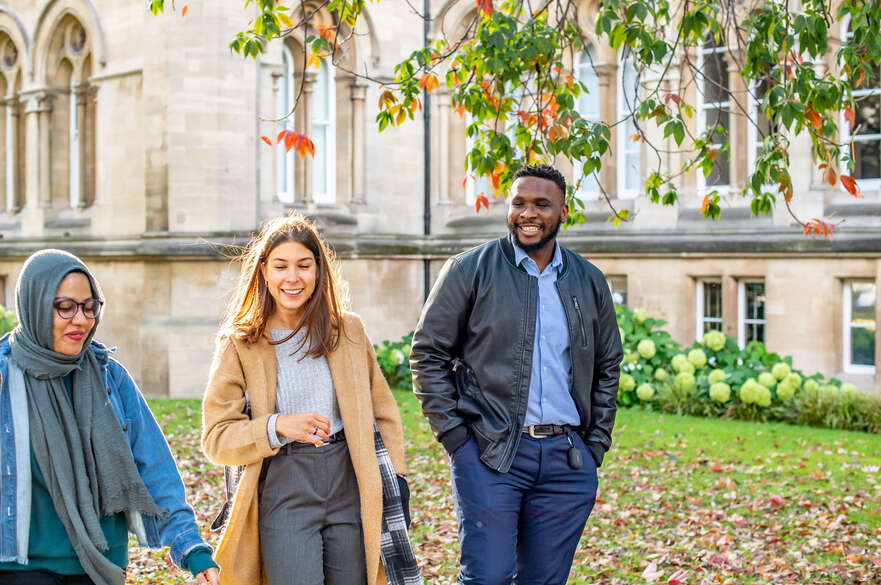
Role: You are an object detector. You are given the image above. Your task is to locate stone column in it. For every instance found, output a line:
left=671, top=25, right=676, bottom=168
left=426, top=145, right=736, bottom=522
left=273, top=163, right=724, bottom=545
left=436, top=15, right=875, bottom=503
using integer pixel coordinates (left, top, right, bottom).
left=35, top=93, right=54, bottom=208
left=349, top=80, right=367, bottom=207
left=75, top=84, right=89, bottom=208
left=4, top=97, right=20, bottom=212
left=437, top=89, right=451, bottom=205
left=301, top=70, right=317, bottom=206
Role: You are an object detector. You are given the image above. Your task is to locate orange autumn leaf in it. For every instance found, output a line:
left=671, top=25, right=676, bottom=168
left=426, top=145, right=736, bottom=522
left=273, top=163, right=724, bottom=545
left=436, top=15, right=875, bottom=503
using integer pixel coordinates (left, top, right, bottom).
left=824, top=165, right=837, bottom=186
left=476, top=0, right=494, bottom=16
left=474, top=193, right=490, bottom=213
left=548, top=124, right=567, bottom=141
left=707, top=148, right=719, bottom=161
left=461, top=175, right=470, bottom=189
left=803, top=218, right=834, bottom=239
left=317, top=24, right=337, bottom=43
left=181, top=4, right=188, bottom=17
left=454, top=103, right=466, bottom=117
left=378, top=90, right=397, bottom=110
left=806, top=109, right=822, bottom=131
left=418, top=73, right=440, bottom=94
left=261, top=135, right=273, bottom=146
left=844, top=106, right=856, bottom=131
left=630, top=132, right=642, bottom=142
left=284, top=130, right=296, bottom=152
left=840, top=175, right=862, bottom=198
left=700, top=194, right=710, bottom=214
left=857, top=68, right=866, bottom=88
left=293, top=134, right=315, bottom=159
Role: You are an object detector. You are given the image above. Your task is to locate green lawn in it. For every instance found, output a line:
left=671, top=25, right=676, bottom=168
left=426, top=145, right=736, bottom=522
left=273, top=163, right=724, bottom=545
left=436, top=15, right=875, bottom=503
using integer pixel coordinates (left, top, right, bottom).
left=132, top=392, right=881, bottom=585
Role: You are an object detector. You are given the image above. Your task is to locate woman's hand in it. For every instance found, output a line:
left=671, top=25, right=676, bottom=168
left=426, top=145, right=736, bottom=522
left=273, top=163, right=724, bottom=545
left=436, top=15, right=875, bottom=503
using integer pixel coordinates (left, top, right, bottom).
left=195, top=567, right=220, bottom=585
left=276, top=412, right=331, bottom=446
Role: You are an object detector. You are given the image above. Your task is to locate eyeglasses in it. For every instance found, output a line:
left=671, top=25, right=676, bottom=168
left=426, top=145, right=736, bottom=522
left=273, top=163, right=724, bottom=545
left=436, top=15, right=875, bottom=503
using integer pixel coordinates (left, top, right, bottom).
left=53, top=298, right=104, bottom=320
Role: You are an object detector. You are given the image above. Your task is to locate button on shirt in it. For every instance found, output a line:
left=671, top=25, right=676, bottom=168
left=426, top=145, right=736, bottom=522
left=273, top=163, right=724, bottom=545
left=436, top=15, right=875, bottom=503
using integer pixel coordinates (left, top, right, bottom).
left=513, top=239, right=580, bottom=426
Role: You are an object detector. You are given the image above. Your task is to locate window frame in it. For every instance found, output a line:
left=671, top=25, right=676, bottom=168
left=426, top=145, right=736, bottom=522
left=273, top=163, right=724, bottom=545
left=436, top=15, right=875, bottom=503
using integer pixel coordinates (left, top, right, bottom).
left=617, top=48, right=640, bottom=200
left=69, top=80, right=80, bottom=208
left=573, top=45, right=601, bottom=201
left=311, top=58, right=336, bottom=205
left=737, top=279, right=766, bottom=349
left=842, top=279, right=877, bottom=374
left=840, top=17, right=881, bottom=190
left=696, top=41, right=732, bottom=197
left=276, top=44, right=296, bottom=204
left=696, top=278, right=723, bottom=339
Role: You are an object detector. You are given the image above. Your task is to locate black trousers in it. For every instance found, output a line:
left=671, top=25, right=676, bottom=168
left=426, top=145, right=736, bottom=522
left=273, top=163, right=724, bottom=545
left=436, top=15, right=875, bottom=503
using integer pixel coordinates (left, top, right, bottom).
left=0, top=570, right=95, bottom=585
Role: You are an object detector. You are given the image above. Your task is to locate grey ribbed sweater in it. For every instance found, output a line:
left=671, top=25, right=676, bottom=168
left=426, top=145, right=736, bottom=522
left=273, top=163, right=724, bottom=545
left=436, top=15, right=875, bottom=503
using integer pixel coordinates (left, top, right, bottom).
left=266, top=328, right=343, bottom=448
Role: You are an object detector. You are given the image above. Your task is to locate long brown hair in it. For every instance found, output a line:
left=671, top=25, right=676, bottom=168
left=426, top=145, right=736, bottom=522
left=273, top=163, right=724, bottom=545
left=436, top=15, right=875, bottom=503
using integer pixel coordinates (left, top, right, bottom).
left=220, top=213, right=348, bottom=356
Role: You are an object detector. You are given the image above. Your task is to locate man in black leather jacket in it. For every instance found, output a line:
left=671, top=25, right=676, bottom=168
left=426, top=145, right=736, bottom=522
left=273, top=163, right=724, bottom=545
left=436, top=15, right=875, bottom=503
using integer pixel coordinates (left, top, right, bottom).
left=411, top=164, right=621, bottom=585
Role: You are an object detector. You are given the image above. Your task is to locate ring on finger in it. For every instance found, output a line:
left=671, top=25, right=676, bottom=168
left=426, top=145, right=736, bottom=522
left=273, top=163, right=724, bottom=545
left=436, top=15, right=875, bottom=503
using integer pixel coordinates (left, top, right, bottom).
left=313, top=426, right=319, bottom=435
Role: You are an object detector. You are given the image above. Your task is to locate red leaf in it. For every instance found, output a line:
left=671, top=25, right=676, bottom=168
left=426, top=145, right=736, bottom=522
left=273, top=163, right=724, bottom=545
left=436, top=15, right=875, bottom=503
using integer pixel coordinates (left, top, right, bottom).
left=284, top=130, right=295, bottom=152
left=181, top=4, right=188, bottom=17
left=844, top=106, right=856, bottom=131
left=664, top=93, right=683, bottom=106
left=667, top=569, right=688, bottom=585
left=474, top=193, right=489, bottom=213
left=277, top=130, right=286, bottom=144
left=261, top=136, right=273, bottom=147
left=475, top=0, right=494, bottom=16
left=840, top=175, right=862, bottom=198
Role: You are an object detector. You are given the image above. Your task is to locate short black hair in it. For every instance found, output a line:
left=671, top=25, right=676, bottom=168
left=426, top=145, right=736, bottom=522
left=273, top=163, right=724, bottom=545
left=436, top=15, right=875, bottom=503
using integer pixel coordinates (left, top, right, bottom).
left=512, top=164, right=567, bottom=199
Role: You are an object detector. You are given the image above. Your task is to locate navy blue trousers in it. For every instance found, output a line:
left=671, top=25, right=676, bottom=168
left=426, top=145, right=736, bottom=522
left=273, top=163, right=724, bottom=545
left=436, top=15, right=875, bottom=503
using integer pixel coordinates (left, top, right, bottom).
left=449, top=432, right=598, bottom=585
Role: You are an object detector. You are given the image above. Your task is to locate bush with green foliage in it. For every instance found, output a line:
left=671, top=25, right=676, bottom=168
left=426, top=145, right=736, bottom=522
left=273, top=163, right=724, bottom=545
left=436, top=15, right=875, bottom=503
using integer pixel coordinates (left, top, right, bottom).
left=0, top=305, right=16, bottom=336
left=617, top=305, right=880, bottom=433
left=373, top=332, right=413, bottom=392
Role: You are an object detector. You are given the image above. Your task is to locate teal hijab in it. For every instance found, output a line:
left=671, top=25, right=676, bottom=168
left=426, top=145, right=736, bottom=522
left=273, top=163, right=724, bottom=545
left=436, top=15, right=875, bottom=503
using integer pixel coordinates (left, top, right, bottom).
left=8, top=249, right=162, bottom=585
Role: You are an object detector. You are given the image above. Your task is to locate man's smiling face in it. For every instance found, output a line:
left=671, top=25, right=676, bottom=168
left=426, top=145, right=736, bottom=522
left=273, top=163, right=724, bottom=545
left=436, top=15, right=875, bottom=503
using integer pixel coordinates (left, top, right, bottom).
left=506, top=175, right=569, bottom=253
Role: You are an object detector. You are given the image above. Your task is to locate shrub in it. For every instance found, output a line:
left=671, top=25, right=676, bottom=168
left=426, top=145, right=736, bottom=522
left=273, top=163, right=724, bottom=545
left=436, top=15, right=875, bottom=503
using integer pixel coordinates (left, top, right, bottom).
left=373, top=332, right=414, bottom=391
left=0, top=305, right=16, bottom=336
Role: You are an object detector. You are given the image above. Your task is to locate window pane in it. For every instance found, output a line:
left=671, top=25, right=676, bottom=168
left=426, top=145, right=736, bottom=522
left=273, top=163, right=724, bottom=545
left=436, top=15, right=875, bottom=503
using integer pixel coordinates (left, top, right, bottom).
left=607, top=276, right=627, bottom=306
left=577, top=48, right=600, bottom=121
left=746, top=282, right=765, bottom=320
left=702, top=47, right=729, bottom=103
left=854, top=95, right=880, bottom=136
left=706, top=109, right=729, bottom=143
left=706, top=152, right=730, bottom=186
left=314, top=63, right=330, bottom=120
left=703, top=321, right=722, bottom=334
left=312, top=125, right=327, bottom=195
left=851, top=326, right=876, bottom=366
left=851, top=282, right=876, bottom=322
left=747, top=323, right=764, bottom=344
left=853, top=139, right=881, bottom=180
left=704, top=281, right=722, bottom=319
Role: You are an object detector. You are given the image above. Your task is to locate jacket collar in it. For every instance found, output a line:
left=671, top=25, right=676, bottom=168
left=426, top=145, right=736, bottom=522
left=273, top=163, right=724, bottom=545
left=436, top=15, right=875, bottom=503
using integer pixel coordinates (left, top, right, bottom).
left=498, top=235, right=569, bottom=276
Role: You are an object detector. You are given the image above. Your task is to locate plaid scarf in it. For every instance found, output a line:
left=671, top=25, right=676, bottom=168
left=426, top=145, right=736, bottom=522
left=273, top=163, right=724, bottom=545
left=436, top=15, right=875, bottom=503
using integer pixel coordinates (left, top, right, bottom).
left=373, top=424, right=423, bottom=585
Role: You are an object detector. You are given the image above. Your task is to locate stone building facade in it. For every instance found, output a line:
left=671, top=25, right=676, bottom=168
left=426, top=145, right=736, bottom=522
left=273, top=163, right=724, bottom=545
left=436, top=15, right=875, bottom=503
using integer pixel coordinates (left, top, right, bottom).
left=0, top=0, right=878, bottom=396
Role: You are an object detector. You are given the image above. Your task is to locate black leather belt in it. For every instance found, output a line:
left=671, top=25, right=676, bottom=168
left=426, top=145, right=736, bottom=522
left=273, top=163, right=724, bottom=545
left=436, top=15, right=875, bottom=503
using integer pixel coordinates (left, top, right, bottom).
left=522, top=424, right=572, bottom=438
left=280, top=429, right=346, bottom=452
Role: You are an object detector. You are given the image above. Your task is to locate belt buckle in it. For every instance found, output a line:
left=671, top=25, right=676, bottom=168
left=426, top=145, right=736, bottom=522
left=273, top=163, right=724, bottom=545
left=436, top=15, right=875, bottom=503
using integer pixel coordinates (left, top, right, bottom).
left=527, top=425, right=544, bottom=439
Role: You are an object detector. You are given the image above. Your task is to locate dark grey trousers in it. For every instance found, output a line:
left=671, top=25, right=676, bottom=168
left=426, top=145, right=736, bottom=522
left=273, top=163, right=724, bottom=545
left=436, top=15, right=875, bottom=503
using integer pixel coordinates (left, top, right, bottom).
left=258, top=438, right=367, bottom=585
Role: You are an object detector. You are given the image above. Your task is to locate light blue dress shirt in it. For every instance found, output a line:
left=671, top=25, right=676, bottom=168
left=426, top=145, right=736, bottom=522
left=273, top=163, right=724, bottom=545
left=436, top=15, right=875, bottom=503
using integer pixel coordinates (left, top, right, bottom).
left=513, top=239, right=580, bottom=426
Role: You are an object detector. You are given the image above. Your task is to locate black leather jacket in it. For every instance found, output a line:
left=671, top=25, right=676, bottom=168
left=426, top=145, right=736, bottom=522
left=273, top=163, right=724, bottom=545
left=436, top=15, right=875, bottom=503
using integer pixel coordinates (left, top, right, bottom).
left=411, top=236, right=622, bottom=473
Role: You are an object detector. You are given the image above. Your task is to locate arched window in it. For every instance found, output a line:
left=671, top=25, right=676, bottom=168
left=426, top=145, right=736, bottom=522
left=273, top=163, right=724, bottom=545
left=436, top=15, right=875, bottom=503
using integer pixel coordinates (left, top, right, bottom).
left=842, top=18, right=881, bottom=185
left=574, top=45, right=601, bottom=200
left=276, top=44, right=295, bottom=203
left=45, top=15, right=95, bottom=209
left=0, top=33, right=23, bottom=214
left=311, top=58, right=335, bottom=204
left=617, top=48, right=641, bottom=199
left=697, top=38, right=731, bottom=195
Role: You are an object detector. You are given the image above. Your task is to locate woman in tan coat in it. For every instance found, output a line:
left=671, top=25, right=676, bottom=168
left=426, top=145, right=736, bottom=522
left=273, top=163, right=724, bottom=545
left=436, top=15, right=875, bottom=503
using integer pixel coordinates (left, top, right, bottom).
left=202, top=214, right=411, bottom=585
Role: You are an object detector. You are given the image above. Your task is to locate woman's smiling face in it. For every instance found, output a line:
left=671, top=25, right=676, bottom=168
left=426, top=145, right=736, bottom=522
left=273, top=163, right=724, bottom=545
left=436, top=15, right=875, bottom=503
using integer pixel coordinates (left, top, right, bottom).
left=261, top=241, right=318, bottom=324
left=52, top=272, right=96, bottom=356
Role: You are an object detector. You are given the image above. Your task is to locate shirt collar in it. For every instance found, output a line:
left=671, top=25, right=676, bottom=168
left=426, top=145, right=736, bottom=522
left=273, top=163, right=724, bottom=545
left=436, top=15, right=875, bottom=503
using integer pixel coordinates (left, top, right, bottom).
left=511, top=235, right=563, bottom=274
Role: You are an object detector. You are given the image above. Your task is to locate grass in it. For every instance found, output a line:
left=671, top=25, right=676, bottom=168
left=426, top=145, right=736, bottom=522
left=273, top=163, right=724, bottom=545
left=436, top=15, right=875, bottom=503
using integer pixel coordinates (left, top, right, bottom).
left=133, top=392, right=881, bottom=585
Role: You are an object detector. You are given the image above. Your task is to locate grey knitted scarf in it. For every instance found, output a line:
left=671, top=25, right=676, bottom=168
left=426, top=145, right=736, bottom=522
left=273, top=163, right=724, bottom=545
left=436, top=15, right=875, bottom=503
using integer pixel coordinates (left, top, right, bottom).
left=8, top=249, right=163, bottom=585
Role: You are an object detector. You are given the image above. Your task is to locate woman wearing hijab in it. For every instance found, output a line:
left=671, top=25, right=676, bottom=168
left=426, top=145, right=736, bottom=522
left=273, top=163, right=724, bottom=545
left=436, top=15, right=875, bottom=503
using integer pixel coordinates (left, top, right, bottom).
left=202, top=213, right=420, bottom=585
left=0, top=249, right=219, bottom=585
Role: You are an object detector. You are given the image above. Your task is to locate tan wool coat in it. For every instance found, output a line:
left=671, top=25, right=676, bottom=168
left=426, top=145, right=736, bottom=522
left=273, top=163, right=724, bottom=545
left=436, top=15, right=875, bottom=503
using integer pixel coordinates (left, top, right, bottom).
left=202, top=312, right=407, bottom=585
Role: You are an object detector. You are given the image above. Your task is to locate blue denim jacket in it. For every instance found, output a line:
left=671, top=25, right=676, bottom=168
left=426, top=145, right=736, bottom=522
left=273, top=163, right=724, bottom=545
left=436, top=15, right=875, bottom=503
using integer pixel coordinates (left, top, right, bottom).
left=0, top=333, right=211, bottom=568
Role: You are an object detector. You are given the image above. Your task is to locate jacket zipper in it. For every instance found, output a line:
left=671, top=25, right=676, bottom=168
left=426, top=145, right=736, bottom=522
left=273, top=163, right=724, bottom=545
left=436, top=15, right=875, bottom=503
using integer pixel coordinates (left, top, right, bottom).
left=571, top=296, right=588, bottom=348
left=504, top=276, right=536, bottom=468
